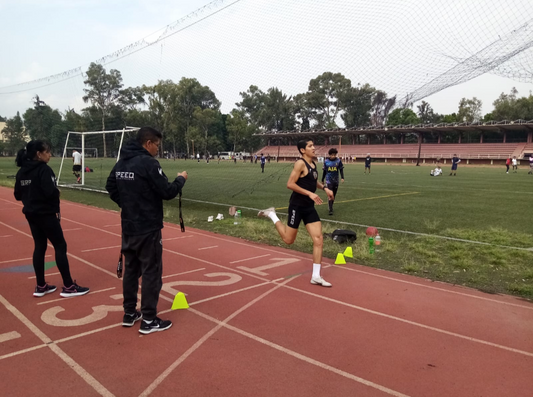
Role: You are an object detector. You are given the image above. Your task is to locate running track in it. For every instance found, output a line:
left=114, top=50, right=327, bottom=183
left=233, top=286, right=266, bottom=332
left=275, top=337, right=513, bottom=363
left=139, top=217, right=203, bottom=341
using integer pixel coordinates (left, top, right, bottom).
left=0, top=186, right=532, bottom=396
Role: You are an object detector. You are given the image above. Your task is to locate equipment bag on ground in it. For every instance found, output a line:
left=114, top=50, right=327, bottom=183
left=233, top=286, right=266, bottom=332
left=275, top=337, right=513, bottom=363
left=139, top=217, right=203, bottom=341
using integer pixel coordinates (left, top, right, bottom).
left=324, top=229, right=357, bottom=244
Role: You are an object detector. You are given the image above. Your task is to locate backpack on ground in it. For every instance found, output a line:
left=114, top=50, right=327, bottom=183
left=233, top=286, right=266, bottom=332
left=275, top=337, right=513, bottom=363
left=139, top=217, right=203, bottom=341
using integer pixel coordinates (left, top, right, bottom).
left=324, top=229, right=357, bottom=244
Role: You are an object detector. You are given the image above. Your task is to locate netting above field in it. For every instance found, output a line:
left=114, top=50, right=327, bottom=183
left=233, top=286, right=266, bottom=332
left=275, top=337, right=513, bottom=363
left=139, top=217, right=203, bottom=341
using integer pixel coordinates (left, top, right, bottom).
left=1, top=0, right=533, bottom=118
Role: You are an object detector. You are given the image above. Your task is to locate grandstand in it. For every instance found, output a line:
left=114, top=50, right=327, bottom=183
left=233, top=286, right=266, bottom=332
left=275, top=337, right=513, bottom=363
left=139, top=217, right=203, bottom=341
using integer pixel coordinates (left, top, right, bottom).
left=255, top=120, right=533, bottom=165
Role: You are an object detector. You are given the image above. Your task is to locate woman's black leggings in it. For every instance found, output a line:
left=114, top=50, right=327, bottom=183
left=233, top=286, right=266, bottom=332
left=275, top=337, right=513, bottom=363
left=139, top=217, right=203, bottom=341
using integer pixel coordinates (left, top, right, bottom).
left=25, top=213, right=73, bottom=287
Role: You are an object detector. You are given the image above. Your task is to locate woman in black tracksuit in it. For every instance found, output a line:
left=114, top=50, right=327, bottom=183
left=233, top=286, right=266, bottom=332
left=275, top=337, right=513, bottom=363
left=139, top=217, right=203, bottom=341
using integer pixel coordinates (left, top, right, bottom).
left=14, top=140, right=89, bottom=298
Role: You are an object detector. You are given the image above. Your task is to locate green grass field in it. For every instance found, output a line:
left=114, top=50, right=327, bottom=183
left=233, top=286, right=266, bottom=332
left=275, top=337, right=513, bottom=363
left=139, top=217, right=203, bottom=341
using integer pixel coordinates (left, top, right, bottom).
left=1, top=156, right=532, bottom=298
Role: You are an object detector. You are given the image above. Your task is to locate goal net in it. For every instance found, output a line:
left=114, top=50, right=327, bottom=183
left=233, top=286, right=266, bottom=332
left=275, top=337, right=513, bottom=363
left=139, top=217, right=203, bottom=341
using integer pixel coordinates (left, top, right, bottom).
left=57, top=127, right=140, bottom=191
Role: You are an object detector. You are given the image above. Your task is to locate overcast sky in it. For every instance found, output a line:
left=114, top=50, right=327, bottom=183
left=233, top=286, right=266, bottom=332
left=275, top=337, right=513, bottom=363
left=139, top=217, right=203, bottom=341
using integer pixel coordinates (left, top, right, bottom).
left=1, top=0, right=532, bottom=121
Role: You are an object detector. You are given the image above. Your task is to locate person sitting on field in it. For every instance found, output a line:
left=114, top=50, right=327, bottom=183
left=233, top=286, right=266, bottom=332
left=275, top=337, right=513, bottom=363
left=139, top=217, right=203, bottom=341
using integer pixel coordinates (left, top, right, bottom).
left=430, top=166, right=442, bottom=176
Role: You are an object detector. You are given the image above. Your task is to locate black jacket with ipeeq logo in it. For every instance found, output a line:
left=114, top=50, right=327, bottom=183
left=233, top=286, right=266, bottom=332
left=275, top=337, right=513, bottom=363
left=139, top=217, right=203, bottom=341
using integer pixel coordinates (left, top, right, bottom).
left=14, top=160, right=60, bottom=215
left=105, top=140, right=186, bottom=236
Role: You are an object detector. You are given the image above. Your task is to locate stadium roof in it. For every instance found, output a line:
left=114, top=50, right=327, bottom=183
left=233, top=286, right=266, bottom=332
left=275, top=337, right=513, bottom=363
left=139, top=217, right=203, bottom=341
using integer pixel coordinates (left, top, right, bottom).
left=254, top=119, right=533, bottom=137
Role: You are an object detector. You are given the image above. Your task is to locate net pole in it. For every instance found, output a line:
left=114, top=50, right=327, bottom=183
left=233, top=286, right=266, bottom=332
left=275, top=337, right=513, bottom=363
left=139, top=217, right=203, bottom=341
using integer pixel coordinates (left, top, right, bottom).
left=117, top=127, right=126, bottom=162
left=57, top=131, right=70, bottom=186
left=81, top=133, right=85, bottom=185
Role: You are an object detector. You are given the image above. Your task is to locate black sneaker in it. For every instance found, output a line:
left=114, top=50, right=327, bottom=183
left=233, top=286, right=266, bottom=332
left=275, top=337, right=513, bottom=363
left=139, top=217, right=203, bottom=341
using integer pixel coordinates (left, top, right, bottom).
left=122, top=311, right=142, bottom=327
left=60, top=281, right=90, bottom=298
left=139, top=317, right=172, bottom=335
left=33, top=284, right=57, bottom=297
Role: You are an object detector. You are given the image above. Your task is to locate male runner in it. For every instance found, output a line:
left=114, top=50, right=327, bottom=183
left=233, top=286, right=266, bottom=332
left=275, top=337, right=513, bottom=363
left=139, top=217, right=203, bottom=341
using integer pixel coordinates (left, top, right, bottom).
left=258, top=139, right=334, bottom=287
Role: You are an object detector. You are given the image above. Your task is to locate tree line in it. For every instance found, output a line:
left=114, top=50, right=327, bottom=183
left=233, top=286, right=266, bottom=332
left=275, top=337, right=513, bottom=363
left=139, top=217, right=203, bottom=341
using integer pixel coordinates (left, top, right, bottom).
left=2, top=63, right=533, bottom=156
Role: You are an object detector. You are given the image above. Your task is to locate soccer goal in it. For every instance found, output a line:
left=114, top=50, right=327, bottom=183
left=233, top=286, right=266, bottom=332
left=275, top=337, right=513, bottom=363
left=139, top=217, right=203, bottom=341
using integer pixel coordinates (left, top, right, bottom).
left=57, top=127, right=140, bottom=191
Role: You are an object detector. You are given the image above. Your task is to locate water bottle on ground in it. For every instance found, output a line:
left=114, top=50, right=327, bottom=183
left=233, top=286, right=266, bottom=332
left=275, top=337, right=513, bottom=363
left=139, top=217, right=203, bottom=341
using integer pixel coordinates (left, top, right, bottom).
left=234, top=210, right=242, bottom=225
left=369, top=236, right=375, bottom=254
left=375, top=234, right=381, bottom=251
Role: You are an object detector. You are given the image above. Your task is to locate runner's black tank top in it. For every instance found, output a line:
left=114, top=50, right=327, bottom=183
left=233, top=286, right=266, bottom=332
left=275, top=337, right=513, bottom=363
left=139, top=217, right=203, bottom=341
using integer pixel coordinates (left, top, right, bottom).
left=289, top=158, right=318, bottom=207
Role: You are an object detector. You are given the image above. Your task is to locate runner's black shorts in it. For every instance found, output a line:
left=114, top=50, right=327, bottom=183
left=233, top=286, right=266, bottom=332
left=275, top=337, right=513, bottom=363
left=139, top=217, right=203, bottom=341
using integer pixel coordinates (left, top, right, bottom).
left=73, top=165, right=82, bottom=172
left=287, top=204, right=320, bottom=229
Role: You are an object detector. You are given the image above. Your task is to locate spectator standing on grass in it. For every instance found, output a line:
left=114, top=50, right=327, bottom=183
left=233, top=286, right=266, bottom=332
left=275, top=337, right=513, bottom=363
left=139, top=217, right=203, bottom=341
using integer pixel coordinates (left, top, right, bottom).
left=364, top=153, right=372, bottom=174
left=529, top=155, right=533, bottom=174
left=450, top=154, right=461, bottom=176
left=506, top=156, right=511, bottom=174
left=260, top=153, right=266, bottom=173
left=106, top=127, right=187, bottom=334
left=72, top=149, right=82, bottom=184
left=257, top=139, right=334, bottom=288
left=512, top=156, right=518, bottom=173
left=14, top=140, right=90, bottom=298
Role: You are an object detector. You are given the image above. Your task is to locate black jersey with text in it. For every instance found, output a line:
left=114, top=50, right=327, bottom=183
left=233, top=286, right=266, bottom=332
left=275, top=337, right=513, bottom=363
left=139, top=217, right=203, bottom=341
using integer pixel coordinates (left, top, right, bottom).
left=322, top=158, right=344, bottom=185
left=289, top=159, right=318, bottom=207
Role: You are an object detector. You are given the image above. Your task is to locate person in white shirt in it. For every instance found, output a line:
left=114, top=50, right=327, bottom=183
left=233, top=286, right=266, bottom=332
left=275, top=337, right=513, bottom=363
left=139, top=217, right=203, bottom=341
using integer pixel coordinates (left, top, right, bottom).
left=512, top=156, right=518, bottom=173
left=72, top=150, right=82, bottom=183
left=430, top=166, right=443, bottom=176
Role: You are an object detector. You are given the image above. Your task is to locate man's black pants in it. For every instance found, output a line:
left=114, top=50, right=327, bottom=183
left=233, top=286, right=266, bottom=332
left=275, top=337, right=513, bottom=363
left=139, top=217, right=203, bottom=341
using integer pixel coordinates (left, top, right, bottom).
left=122, top=229, right=163, bottom=321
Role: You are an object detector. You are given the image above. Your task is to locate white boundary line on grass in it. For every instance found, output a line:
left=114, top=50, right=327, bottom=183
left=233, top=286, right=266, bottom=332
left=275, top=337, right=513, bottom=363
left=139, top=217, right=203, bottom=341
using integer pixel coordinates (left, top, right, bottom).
left=181, top=198, right=533, bottom=252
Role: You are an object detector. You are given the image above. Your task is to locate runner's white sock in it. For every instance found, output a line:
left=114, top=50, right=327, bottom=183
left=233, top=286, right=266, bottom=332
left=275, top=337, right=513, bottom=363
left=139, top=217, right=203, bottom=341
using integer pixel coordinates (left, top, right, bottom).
left=268, top=212, right=280, bottom=224
left=312, top=263, right=321, bottom=279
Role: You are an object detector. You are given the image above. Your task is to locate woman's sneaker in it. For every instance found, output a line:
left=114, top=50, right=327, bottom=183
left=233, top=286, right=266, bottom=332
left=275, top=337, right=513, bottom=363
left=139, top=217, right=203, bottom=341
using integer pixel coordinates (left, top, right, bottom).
left=60, top=281, right=90, bottom=297
left=33, top=284, right=57, bottom=297
left=122, top=311, right=143, bottom=327
left=139, top=317, right=172, bottom=335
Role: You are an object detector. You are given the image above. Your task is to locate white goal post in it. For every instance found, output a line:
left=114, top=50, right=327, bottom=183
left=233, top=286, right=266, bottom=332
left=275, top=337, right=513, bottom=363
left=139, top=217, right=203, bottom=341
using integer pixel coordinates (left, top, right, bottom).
left=57, top=126, right=140, bottom=187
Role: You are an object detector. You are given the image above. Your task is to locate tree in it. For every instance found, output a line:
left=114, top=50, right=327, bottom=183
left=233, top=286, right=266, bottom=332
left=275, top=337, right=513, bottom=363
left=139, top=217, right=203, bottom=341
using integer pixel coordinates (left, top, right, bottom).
left=386, top=108, right=419, bottom=126
left=236, top=85, right=266, bottom=126
left=370, top=90, right=396, bottom=126
left=23, top=96, right=63, bottom=141
left=341, top=83, right=375, bottom=128
left=226, top=110, right=258, bottom=152
left=292, top=93, right=313, bottom=131
left=492, top=88, right=519, bottom=121
left=306, top=72, right=352, bottom=129
left=2, top=112, right=26, bottom=155
left=416, top=101, right=439, bottom=124
left=457, top=97, right=483, bottom=123
left=189, top=107, right=223, bottom=155
left=82, top=63, right=124, bottom=157
left=262, top=88, right=295, bottom=131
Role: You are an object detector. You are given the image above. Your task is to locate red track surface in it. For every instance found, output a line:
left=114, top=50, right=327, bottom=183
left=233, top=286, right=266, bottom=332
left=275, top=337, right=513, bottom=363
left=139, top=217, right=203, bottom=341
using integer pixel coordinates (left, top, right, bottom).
left=0, top=186, right=532, bottom=397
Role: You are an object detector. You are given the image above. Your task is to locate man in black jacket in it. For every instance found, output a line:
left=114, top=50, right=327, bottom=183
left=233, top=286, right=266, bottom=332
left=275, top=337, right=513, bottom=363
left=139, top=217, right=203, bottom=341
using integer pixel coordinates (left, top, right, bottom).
left=106, top=127, right=187, bottom=335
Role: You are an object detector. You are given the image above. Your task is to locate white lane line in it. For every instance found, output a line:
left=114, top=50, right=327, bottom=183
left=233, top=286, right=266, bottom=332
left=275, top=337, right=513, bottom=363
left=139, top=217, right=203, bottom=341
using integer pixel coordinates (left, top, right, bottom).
left=282, top=284, right=533, bottom=358
left=198, top=245, right=218, bottom=251
left=62, top=228, right=82, bottom=232
left=335, top=265, right=533, bottom=311
left=0, top=234, right=12, bottom=237
left=103, top=224, right=120, bottom=228
left=175, top=228, right=533, bottom=311
left=229, top=254, right=271, bottom=264
left=29, top=272, right=60, bottom=280
left=81, top=245, right=121, bottom=253
left=191, top=307, right=411, bottom=397
left=162, top=268, right=205, bottom=280
left=0, top=255, right=51, bottom=264
left=177, top=198, right=532, bottom=251
left=0, top=331, right=21, bottom=343
left=0, top=294, right=114, bottom=397
left=36, top=287, right=116, bottom=305
left=0, top=343, right=47, bottom=360
left=163, top=235, right=193, bottom=241
left=140, top=278, right=296, bottom=397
